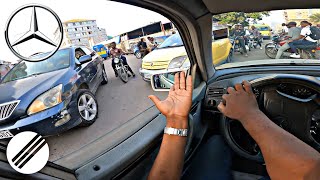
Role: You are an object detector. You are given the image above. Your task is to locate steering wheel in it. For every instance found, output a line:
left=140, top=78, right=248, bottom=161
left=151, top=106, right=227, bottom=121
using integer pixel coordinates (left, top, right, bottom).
left=220, top=74, right=320, bottom=163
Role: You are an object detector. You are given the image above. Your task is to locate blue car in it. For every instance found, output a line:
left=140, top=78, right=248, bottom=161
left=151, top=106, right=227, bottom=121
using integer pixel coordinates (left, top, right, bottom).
left=0, top=46, right=108, bottom=137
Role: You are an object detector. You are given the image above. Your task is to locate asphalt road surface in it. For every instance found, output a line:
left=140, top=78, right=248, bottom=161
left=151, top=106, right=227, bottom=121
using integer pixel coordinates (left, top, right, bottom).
left=47, top=55, right=168, bottom=161
left=231, top=42, right=270, bottom=63
left=0, top=43, right=265, bottom=163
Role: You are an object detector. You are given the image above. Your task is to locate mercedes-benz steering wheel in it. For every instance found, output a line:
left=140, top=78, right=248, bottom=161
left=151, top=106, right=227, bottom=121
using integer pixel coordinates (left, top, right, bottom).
left=220, top=74, right=320, bottom=163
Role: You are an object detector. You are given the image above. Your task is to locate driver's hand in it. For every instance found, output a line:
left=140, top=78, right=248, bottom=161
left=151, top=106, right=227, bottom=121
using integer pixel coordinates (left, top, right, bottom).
left=218, top=81, right=260, bottom=123
left=149, top=72, right=192, bottom=129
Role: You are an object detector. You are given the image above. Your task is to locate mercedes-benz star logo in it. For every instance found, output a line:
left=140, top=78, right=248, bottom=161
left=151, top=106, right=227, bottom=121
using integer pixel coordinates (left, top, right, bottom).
left=5, top=4, right=63, bottom=62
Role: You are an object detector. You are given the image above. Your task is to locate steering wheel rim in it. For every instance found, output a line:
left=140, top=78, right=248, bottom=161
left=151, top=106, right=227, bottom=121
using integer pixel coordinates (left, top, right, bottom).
left=220, top=74, right=320, bottom=163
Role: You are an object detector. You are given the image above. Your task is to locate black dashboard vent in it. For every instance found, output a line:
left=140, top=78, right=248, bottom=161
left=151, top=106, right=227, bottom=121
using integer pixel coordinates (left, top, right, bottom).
left=207, top=87, right=225, bottom=98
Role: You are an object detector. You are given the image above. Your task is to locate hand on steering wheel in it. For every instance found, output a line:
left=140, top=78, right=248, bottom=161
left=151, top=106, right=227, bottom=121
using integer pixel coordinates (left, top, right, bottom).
left=218, top=81, right=260, bottom=124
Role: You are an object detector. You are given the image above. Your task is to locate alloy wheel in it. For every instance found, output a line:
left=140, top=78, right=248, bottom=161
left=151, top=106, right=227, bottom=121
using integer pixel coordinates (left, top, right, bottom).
left=78, top=94, right=97, bottom=121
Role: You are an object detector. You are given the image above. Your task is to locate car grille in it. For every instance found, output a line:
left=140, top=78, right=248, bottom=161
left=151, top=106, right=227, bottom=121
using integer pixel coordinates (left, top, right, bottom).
left=142, top=61, right=170, bottom=70
left=0, top=100, right=20, bottom=121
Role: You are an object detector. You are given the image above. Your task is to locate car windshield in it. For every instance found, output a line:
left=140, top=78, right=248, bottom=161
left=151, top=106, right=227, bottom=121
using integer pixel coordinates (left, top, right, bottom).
left=157, top=34, right=184, bottom=48
left=257, top=27, right=269, bottom=31
left=2, top=49, right=70, bottom=83
left=212, top=9, right=320, bottom=69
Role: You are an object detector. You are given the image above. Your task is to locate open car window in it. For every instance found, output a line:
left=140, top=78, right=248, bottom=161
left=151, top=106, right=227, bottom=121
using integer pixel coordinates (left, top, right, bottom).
left=0, top=0, right=192, bottom=174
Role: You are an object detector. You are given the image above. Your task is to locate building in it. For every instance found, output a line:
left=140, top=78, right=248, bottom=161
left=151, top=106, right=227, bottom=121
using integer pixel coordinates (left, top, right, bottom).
left=54, top=19, right=108, bottom=47
left=284, top=9, right=320, bottom=24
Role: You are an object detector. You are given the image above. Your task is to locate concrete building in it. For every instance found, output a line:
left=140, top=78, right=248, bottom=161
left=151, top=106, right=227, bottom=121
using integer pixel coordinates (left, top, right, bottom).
left=284, top=9, right=320, bottom=24
left=54, top=19, right=108, bottom=47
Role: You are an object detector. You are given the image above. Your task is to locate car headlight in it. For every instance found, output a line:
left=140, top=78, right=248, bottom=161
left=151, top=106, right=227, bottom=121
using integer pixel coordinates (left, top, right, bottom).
left=168, top=56, right=188, bottom=69
left=27, top=84, right=63, bottom=115
left=114, top=57, right=120, bottom=63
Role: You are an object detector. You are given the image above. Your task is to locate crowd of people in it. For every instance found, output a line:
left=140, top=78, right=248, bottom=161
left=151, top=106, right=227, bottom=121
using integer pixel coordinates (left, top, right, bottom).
left=230, top=24, right=264, bottom=57
left=278, top=20, right=320, bottom=58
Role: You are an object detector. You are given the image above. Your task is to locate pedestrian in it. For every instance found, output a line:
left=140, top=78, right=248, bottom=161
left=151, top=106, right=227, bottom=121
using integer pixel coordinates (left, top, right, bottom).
left=281, top=23, right=288, bottom=35
left=147, top=37, right=157, bottom=51
left=137, top=38, right=148, bottom=57
left=275, top=22, right=301, bottom=59
left=288, top=21, right=317, bottom=58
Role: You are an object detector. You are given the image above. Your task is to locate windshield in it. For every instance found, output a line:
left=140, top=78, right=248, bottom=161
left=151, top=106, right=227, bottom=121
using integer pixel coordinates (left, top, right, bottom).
left=257, top=26, right=269, bottom=31
left=212, top=8, right=320, bottom=69
left=2, top=49, right=70, bottom=83
left=158, top=34, right=184, bottom=48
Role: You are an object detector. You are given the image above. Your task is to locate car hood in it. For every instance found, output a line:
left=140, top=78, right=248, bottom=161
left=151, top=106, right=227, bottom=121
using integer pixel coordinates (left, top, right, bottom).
left=143, top=46, right=187, bottom=63
left=0, top=68, right=69, bottom=101
left=0, top=68, right=70, bottom=124
left=216, top=59, right=320, bottom=69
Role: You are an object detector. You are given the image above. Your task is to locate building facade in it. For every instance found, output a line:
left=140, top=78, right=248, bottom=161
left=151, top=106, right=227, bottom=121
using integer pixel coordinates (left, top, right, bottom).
left=54, top=19, right=107, bottom=47
left=284, top=9, right=320, bottom=24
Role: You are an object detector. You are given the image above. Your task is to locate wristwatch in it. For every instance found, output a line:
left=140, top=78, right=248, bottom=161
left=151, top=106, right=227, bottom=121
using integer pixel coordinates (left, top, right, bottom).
left=164, top=127, right=188, bottom=137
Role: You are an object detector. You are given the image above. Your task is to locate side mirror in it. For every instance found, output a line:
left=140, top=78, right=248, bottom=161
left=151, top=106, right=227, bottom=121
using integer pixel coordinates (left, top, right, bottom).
left=151, top=70, right=188, bottom=91
left=79, top=55, right=92, bottom=64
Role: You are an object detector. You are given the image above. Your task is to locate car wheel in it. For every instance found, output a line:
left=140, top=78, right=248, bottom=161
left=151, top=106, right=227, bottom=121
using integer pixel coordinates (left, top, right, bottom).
left=77, top=90, right=98, bottom=127
left=227, top=51, right=233, bottom=63
left=101, top=67, right=108, bottom=85
left=135, top=52, right=142, bottom=59
left=118, top=66, right=129, bottom=83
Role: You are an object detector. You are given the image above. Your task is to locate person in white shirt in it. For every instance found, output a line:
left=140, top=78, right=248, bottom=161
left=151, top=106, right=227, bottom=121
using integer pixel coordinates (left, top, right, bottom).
left=287, top=21, right=317, bottom=58
left=281, top=23, right=289, bottom=35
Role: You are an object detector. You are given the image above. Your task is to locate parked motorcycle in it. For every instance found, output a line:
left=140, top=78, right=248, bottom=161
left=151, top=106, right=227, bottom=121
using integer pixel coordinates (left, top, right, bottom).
left=114, top=56, right=129, bottom=83
left=265, top=35, right=320, bottom=59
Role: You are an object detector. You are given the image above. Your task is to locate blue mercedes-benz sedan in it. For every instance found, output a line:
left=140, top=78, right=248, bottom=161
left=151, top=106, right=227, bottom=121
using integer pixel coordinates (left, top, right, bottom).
left=0, top=46, right=108, bottom=138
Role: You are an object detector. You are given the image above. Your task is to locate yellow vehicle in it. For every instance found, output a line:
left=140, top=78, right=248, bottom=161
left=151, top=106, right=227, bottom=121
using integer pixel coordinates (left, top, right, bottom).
left=139, top=33, right=232, bottom=81
left=253, top=24, right=272, bottom=39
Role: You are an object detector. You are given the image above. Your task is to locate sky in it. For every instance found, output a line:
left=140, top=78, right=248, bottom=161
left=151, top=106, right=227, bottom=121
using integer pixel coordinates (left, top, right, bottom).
left=0, top=0, right=169, bottom=62
left=0, top=0, right=285, bottom=62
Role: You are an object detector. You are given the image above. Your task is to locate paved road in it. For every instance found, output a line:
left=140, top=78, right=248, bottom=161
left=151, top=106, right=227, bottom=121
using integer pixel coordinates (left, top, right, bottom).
left=47, top=55, right=168, bottom=161
left=46, top=45, right=269, bottom=162
left=231, top=42, right=270, bottom=63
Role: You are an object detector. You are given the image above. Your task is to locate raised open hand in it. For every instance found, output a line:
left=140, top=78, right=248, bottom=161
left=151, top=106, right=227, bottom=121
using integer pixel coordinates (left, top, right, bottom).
left=149, top=72, right=192, bottom=128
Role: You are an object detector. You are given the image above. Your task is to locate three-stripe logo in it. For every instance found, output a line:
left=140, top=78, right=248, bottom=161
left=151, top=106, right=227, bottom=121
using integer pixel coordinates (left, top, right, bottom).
left=6, top=131, right=49, bottom=174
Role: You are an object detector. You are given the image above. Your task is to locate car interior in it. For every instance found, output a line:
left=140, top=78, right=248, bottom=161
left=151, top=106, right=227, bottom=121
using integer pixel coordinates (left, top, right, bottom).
left=1, top=0, right=320, bottom=179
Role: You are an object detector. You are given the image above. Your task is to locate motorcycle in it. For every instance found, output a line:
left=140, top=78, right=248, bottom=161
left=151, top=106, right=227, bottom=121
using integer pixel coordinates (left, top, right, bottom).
left=132, top=44, right=142, bottom=59
left=114, top=56, right=129, bottom=83
left=248, top=35, right=258, bottom=49
left=265, top=35, right=320, bottom=59
left=230, top=36, right=245, bottom=54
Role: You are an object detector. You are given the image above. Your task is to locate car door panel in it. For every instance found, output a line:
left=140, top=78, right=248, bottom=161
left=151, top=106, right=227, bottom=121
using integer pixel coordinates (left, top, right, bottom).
left=74, top=80, right=207, bottom=179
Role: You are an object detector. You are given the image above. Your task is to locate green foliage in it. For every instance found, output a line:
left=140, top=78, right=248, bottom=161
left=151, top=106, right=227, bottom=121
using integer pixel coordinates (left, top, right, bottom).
left=213, top=11, right=270, bottom=26
left=309, top=13, right=320, bottom=23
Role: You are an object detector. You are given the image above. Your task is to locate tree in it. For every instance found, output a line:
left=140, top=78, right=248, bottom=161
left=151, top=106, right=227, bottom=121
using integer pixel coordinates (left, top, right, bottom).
left=213, top=11, right=270, bottom=26
left=309, top=13, right=320, bottom=24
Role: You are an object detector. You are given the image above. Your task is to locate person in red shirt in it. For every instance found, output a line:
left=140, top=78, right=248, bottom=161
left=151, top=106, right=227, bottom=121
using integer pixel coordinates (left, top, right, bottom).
left=110, top=42, right=135, bottom=77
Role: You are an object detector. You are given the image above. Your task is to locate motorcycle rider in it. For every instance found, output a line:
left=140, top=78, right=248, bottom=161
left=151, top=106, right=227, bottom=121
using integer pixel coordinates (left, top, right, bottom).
left=251, top=26, right=263, bottom=49
left=288, top=21, right=318, bottom=58
left=234, top=24, right=248, bottom=57
left=110, top=42, right=135, bottom=77
left=275, top=22, right=301, bottom=59
left=137, top=38, right=149, bottom=57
